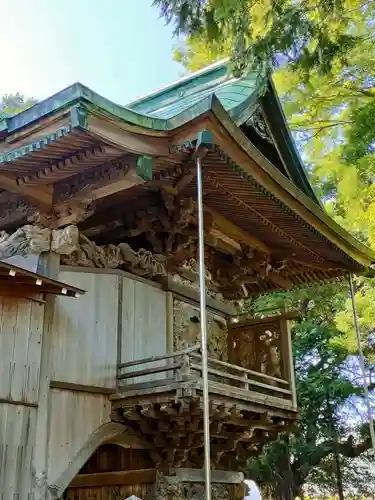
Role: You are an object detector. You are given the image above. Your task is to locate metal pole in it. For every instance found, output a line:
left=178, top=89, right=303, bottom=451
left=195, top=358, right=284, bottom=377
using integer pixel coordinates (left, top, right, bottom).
left=196, top=155, right=211, bottom=500
left=349, top=273, right=375, bottom=454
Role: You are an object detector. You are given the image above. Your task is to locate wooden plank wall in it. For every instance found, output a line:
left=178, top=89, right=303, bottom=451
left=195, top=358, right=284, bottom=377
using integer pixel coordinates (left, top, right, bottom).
left=66, top=483, right=152, bottom=499
left=0, top=267, right=169, bottom=498
left=66, top=444, right=154, bottom=500
left=120, top=277, right=168, bottom=384
left=0, top=405, right=38, bottom=500
left=47, top=271, right=119, bottom=489
left=47, top=390, right=111, bottom=488
left=0, top=296, right=44, bottom=500
left=50, top=271, right=119, bottom=388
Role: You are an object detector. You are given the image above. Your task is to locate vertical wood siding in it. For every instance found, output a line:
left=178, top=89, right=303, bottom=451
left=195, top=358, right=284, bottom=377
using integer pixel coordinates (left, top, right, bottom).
left=0, top=404, right=37, bottom=500
left=66, top=444, right=154, bottom=500
left=0, top=296, right=44, bottom=402
left=66, top=483, right=152, bottom=499
left=50, top=272, right=119, bottom=388
left=47, top=389, right=111, bottom=488
left=120, top=277, right=167, bottom=383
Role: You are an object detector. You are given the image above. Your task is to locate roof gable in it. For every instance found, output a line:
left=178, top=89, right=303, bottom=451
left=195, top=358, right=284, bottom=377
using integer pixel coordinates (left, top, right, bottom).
left=128, top=61, right=318, bottom=204
left=128, top=60, right=263, bottom=121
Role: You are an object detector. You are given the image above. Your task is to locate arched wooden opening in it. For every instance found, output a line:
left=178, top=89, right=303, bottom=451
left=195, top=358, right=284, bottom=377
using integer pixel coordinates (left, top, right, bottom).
left=64, top=444, right=156, bottom=499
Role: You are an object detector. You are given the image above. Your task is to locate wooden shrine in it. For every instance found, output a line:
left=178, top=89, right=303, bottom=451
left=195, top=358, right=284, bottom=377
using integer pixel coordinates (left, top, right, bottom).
left=0, top=61, right=374, bottom=500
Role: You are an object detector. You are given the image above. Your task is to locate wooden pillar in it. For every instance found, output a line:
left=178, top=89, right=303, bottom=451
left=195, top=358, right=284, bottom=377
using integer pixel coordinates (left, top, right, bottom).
left=166, top=292, right=174, bottom=354
left=32, top=252, right=60, bottom=500
left=280, top=319, right=297, bottom=410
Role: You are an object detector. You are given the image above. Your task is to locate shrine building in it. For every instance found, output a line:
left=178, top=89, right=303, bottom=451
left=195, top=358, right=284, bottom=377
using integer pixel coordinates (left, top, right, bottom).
left=0, top=60, right=374, bottom=500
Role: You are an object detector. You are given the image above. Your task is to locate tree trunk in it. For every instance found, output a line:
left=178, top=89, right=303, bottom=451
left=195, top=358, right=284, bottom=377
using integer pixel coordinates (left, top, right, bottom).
left=274, top=441, right=295, bottom=500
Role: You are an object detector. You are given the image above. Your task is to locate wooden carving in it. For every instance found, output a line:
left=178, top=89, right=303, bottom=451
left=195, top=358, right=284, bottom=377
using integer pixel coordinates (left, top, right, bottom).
left=0, top=225, right=51, bottom=259
left=119, top=191, right=214, bottom=266
left=205, top=248, right=292, bottom=298
left=51, top=225, right=79, bottom=254
left=0, top=194, right=33, bottom=225
left=0, top=224, right=80, bottom=260
left=246, top=106, right=273, bottom=145
left=53, top=153, right=131, bottom=202
left=173, top=300, right=228, bottom=361
left=30, top=200, right=95, bottom=228
left=147, top=472, right=183, bottom=500
left=147, top=476, right=247, bottom=500
left=229, top=318, right=282, bottom=378
left=61, top=233, right=166, bottom=277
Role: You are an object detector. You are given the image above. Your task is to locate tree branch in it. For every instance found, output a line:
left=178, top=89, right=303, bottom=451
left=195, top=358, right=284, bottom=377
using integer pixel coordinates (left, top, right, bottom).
left=292, top=433, right=372, bottom=488
left=292, top=121, right=353, bottom=132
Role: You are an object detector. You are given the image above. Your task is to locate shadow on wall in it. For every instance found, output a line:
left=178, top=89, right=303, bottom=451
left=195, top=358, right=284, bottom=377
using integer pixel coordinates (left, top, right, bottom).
left=245, top=480, right=262, bottom=500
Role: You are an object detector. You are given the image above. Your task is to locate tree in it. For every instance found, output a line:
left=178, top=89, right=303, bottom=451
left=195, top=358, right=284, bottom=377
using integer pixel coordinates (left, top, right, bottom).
left=154, top=0, right=374, bottom=75
left=168, top=2, right=375, bottom=495
left=0, top=93, right=37, bottom=117
left=244, top=284, right=375, bottom=499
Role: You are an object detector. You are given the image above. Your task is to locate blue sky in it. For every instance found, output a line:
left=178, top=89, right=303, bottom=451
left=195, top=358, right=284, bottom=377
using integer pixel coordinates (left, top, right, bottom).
left=0, top=0, right=183, bottom=105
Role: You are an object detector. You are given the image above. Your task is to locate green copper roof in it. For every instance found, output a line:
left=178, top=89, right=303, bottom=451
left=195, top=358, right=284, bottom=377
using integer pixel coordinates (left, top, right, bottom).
left=128, top=60, right=264, bottom=122
left=0, top=111, right=11, bottom=121
left=0, top=60, right=316, bottom=204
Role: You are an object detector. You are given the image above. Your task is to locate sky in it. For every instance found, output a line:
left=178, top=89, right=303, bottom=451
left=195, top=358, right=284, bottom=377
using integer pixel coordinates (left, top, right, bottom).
left=0, top=0, right=183, bottom=106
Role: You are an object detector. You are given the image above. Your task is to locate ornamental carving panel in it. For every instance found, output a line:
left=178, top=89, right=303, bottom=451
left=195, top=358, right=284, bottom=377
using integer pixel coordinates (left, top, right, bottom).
left=229, top=318, right=282, bottom=378
left=0, top=224, right=79, bottom=260
left=147, top=474, right=248, bottom=500
left=173, top=299, right=228, bottom=361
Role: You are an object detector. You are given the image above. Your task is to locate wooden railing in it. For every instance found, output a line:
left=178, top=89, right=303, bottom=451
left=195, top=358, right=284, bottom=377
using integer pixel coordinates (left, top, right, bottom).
left=117, top=345, right=200, bottom=383
left=117, top=343, right=296, bottom=410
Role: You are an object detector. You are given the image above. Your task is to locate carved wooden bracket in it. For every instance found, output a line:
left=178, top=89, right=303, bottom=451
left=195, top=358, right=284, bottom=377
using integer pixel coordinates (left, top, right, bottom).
left=61, top=233, right=167, bottom=278
left=0, top=225, right=79, bottom=261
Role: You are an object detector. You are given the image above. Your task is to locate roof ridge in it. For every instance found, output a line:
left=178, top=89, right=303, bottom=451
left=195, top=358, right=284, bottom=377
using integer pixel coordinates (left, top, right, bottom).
left=127, top=58, right=229, bottom=108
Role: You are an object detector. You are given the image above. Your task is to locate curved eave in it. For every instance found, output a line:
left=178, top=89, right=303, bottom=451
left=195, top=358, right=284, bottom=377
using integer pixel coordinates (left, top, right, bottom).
left=0, top=66, right=264, bottom=138
left=208, top=97, right=375, bottom=268
left=2, top=82, right=374, bottom=269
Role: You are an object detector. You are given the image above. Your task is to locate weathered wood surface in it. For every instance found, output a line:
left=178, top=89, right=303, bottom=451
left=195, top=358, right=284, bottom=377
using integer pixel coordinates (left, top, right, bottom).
left=66, top=483, right=152, bottom=500
left=0, top=295, right=44, bottom=403
left=280, top=319, right=298, bottom=410
left=0, top=295, right=44, bottom=500
left=47, top=389, right=111, bottom=489
left=50, top=380, right=116, bottom=395
left=69, top=468, right=156, bottom=487
left=112, top=395, right=295, bottom=470
left=170, top=468, right=244, bottom=484
left=33, top=251, right=60, bottom=500
left=50, top=271, right=119, bottom=388
left=0, top=404, right=37, bottom=500
left=120, top=276, right=167, bottom=384
left=66, top=444, right=155, bottom=500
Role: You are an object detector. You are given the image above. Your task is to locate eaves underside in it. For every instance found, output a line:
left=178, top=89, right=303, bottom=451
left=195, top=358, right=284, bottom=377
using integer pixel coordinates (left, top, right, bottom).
left=0, top=83, right=374, bottom=270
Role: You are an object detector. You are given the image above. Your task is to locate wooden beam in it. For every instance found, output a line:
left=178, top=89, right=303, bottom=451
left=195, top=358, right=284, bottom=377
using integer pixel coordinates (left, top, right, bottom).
left=174, top=168, right=197, bottom=193
left=170, top=468, right=244, bottom=484
left=50, top=380, right=116, bottom=395
left=0, top=397, right=38, bottom=408
left=207, top=207, right=270, bottom=253
left=69, top=468, right=156, bottom=488
left=88, top=115, right=170, bottom=155
left=92, top=164, right=144, bottom=200
left=162, top=277, right=236, bottom=316
left=0, top=175, right=52, bottom=207
left=266, top=272, right=294, bottom=290
left=0, top=283, right=58, bottom=298
left=53, top=156, right=143, bottom=205
left=230, top=311, right=299, bottom=328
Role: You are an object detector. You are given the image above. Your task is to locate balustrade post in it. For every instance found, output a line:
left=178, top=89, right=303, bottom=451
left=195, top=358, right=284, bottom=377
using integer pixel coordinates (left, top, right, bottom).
left=243, top=372, right=249, bottom=391
left=180, top=353, right=191, bottom=380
